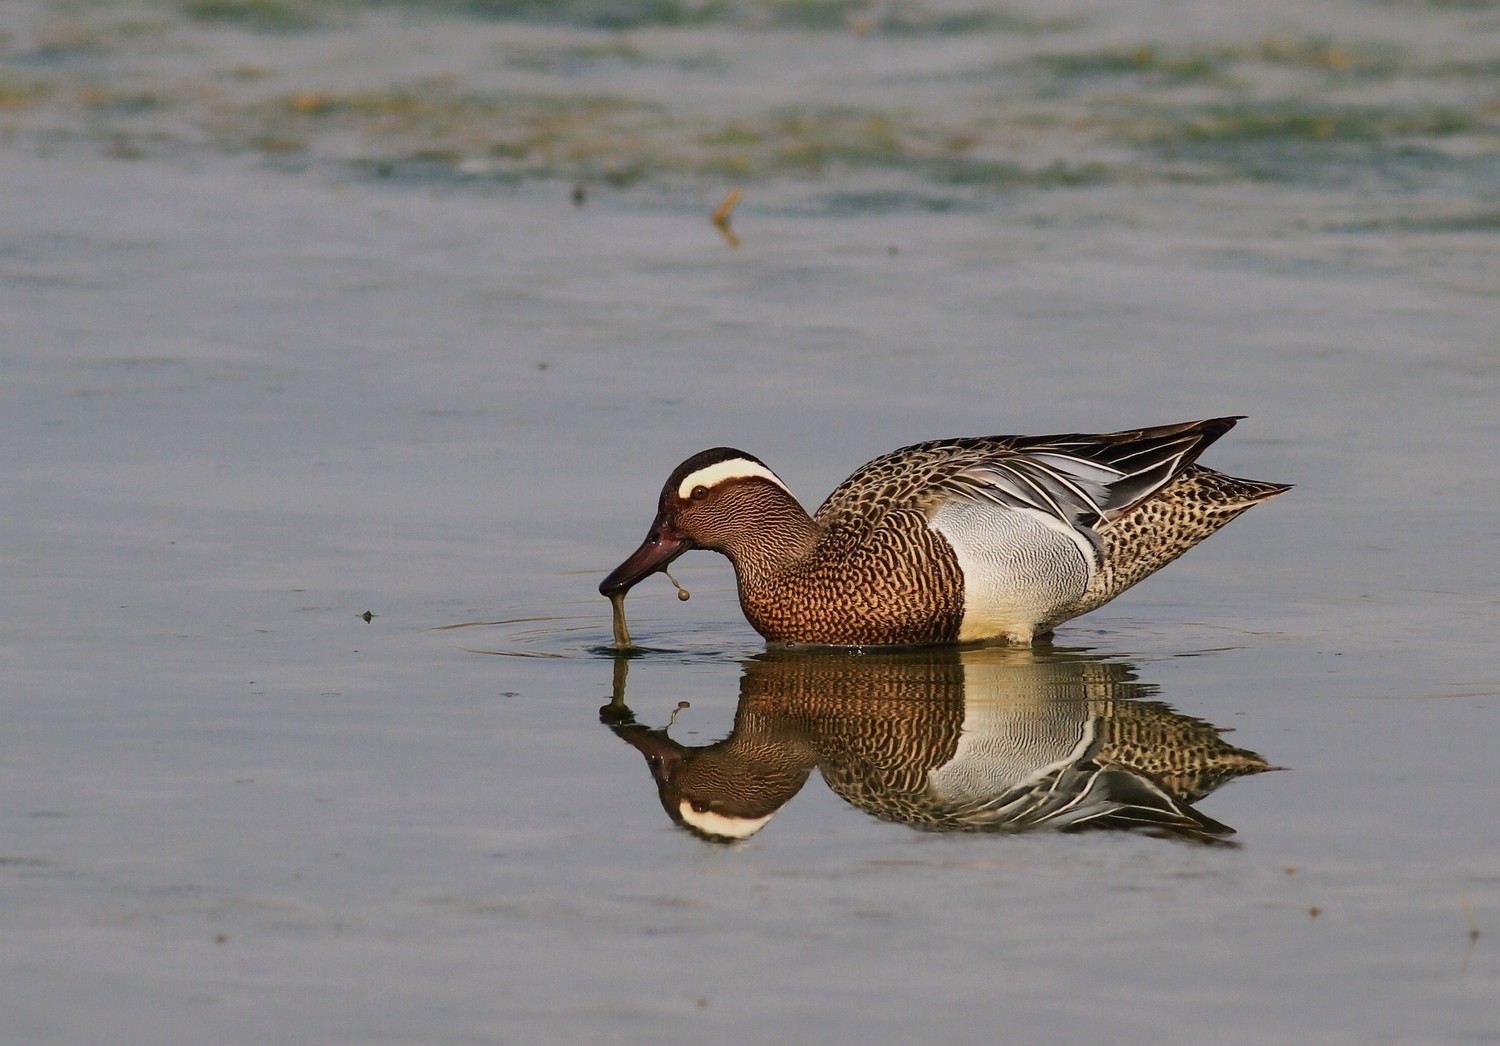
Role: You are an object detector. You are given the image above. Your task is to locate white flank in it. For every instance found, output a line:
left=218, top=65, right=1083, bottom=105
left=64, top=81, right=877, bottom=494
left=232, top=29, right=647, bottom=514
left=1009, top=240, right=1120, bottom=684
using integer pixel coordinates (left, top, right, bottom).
left=677, top=801, right=776, bottom=840
left=930, top=501, right=1095, bottom=644
left=676, top=458, right=792, bottom=500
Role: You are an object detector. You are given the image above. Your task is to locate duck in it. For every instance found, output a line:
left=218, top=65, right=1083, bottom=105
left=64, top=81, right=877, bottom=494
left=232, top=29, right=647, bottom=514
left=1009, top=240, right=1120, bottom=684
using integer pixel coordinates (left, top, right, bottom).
left=599, top=417, right=1289, bottom=646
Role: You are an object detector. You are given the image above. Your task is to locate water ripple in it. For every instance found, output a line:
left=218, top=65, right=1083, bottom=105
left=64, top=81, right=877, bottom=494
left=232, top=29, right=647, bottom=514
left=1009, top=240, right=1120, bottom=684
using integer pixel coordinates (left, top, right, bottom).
left=430, top=614, right=763, bottom=662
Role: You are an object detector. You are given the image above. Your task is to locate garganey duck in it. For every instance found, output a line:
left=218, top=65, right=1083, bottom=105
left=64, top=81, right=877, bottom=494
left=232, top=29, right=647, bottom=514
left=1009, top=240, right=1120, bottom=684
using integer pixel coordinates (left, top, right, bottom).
left=599, top=417, right=1288, bottom=646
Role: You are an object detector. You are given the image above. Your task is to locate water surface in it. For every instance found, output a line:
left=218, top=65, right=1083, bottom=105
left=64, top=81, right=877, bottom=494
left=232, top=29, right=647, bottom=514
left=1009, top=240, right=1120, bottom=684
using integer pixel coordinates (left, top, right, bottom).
left=2, top=0, right=1497, bottom=1042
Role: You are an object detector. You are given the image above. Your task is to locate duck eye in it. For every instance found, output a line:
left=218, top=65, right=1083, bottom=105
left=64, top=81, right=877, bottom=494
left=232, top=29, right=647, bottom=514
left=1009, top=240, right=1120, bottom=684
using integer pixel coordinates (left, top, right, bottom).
left=690, top=485, right=709, bottom=501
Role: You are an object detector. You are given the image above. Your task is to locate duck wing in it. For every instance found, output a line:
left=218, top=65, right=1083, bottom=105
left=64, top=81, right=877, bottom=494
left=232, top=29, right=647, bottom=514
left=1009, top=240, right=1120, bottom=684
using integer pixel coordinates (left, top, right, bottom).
left=813, top=417, right=1243, bottom=543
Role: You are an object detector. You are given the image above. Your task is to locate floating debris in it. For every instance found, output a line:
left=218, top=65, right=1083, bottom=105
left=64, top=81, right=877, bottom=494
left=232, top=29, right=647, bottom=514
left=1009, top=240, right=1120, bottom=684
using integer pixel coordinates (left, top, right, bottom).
left=711, top=188, right=742, bottom=247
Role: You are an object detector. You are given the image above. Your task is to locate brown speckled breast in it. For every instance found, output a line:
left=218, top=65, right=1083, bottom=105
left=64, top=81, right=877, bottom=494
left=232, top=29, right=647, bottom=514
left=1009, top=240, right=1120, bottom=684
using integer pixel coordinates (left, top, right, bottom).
left=739, top=506, right=966, bottom=645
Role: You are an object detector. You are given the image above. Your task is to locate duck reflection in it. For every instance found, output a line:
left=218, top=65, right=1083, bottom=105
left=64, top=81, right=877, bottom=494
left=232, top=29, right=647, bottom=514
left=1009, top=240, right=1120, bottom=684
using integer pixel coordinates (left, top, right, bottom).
left=601, top=646, right=1273, bottom=845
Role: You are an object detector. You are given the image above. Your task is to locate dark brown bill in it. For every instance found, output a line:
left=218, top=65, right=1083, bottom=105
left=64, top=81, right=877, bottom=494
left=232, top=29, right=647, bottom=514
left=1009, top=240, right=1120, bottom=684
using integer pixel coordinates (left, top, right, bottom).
left=598, top=523, right=688, bottom=597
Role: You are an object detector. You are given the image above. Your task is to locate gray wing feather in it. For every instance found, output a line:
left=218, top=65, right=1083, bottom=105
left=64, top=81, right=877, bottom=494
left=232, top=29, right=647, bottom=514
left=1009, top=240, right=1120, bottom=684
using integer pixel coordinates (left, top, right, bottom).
left=937, top=422, right=1225, bottom=532
left=941, top=453, right=1124, bottom=529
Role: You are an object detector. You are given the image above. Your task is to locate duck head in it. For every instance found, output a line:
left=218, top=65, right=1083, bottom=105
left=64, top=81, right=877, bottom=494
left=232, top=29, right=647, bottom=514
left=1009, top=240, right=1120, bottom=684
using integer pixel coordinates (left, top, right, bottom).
left=598, top=447, right=801, bottom=597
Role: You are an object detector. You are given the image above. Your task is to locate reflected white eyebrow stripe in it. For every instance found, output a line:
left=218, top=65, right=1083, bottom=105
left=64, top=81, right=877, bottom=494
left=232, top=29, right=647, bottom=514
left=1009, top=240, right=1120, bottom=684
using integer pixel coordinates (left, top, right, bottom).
left=677, top=801, right=775, bottom=840
left=677, top=459, right=792, bottom=499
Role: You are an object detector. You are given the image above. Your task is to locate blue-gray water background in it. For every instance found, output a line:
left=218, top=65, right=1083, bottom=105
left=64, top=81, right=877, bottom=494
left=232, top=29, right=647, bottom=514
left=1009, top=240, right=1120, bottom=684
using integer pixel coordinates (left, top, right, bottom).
left=2, top=1, right=1497, bottom=1042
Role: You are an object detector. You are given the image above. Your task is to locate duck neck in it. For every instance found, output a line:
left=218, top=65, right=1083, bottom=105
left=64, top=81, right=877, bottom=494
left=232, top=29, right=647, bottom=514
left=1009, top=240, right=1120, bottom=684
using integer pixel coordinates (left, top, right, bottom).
left=719, top=501, right=820, bottom=589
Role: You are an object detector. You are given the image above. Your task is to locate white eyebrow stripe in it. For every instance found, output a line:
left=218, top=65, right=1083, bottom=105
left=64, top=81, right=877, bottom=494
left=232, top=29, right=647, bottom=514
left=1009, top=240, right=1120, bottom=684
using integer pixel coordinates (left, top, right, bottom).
left=677, top=459, right=792, bottom=499
left=677, top=801, right=776, bottom=840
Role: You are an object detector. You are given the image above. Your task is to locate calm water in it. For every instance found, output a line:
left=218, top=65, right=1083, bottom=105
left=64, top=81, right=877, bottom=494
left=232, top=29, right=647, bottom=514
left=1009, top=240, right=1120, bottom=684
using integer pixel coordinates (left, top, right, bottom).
left=2, top=0, right=1497, bottom=1042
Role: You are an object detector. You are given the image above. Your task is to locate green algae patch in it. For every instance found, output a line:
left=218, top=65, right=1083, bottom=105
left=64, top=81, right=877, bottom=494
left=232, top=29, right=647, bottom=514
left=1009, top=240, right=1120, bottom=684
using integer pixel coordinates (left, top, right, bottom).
left=182, top=0, right=337, bottom=31
left=1033, top=46, right=1231, bottom=87
left=0, top=76, right=58, bottom=112
left=1164, top=105, right=1479, bottom=144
